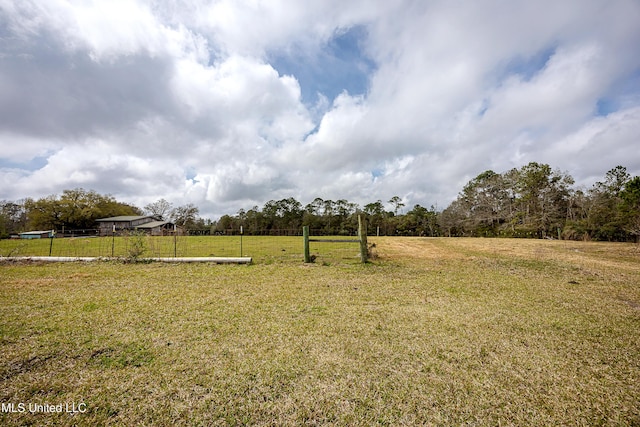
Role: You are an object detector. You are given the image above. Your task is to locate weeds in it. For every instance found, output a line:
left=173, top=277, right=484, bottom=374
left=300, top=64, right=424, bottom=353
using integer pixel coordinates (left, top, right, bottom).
left=0, top=242, right=28, bottom=258
left=124, top=231, right=147, bottom=261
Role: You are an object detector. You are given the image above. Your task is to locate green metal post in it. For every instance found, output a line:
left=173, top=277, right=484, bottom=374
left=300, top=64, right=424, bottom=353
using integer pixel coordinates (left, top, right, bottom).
left=303, top=226, right=310, bottom=263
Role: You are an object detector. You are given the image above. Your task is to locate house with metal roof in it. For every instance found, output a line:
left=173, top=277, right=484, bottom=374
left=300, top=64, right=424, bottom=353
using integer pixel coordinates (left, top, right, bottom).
left=96, top=216, right=176, bottom=236
left=135, top=220, right=176, bottom=236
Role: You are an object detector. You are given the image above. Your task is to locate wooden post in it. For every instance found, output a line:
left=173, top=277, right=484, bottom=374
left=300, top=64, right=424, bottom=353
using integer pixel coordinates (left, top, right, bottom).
left=358, top=215, right=368, bottom=263
left=303, top=226, right=310, bottom=263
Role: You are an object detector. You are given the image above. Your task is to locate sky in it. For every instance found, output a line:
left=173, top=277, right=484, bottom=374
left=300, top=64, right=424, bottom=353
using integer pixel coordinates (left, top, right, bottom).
left=1, top=0, right=639, bottom=219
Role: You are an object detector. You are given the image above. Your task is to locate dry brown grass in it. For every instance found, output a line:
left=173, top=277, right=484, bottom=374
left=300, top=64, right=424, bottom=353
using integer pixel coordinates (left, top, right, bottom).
left=1, top=238, right=639, bottom=426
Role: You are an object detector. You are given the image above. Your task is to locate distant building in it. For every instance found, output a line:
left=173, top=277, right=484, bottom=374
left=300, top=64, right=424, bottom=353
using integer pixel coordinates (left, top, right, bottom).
left=19, top=230, right=55, bottom=239
left=95, top=216, right=177, bottom=236
left=136, top=220, right=178, bottom=236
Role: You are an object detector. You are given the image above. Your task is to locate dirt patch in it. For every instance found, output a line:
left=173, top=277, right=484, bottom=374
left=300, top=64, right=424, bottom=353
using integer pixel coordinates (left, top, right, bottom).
left=619, top=297, right=640, bottom=311
left=373, top=237, right=465, bottom=262
left=1, top=354, right=57, bottom=381
left=372, top=238, right=640, bottom=280
left=421, top=238, right=640, bottom=273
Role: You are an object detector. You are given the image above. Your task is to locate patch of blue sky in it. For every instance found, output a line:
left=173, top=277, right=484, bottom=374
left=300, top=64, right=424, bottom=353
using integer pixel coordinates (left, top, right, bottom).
left=0, top=156, right=48, bottom=171
left=478, top=98, right=490, bottom=118
left=185, top=167, right=198, bottom=183
left=269, top=25, right=376, bottom=105
left=596, top=97, right=617, bottom=116
left=595, top=68, right=640, bottom=116
left=371, top=168, right=384, bottom=180
left=495, top=45, right=557, bottom=83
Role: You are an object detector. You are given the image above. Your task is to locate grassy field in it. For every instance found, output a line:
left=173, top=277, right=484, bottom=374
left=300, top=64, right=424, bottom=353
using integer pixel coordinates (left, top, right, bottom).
left=1, top=238, right=639, bottom=426
left=0, top=235, right=363, bottom=264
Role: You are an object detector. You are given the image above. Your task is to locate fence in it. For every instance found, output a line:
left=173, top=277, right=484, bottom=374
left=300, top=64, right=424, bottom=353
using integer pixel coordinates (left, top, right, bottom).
left=303, top=215, right=368, bottom=263
left=0, top=231, right=371, bottom=264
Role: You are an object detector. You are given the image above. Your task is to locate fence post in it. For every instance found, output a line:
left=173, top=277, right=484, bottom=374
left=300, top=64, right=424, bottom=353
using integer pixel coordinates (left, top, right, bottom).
left=303, top=226, right=310, bottom=263
left=174, top=224, right=177, bottom=257
left=49, top=231, right=55, bottom=257
left=358, top=215, right=368, bottom=263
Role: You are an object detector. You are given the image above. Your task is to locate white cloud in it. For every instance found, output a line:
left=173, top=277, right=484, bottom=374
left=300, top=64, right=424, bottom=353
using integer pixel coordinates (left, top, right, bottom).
left=1, top=0, right=639, bottom=218
left=193, top=0, right=381, bottom=57
left=544, top=106, right=640, bottom=183
left=0, top=132, right=58, bottom=163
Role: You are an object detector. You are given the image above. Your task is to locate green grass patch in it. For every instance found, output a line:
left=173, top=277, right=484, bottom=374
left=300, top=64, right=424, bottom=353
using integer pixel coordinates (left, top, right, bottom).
left=0, top=235, right=365, bottom=265
left=1, top=238, right=639, bottom=425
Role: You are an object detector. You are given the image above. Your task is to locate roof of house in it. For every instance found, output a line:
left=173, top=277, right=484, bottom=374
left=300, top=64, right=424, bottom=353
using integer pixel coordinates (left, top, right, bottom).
left=136, top=221, right=173, bottom=229
left=96, top=216, right=154, bottom=222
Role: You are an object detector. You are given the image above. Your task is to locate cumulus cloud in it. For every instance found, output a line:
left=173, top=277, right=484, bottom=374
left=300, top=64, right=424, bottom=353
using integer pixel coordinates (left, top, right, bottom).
left=1, top=0, right=639, bottom=218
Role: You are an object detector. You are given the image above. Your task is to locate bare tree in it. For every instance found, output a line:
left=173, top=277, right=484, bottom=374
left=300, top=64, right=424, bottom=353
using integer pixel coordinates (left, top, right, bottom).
left=144, top=199, right=173, bottom=220
left=171, top=204, right=199, bottom=228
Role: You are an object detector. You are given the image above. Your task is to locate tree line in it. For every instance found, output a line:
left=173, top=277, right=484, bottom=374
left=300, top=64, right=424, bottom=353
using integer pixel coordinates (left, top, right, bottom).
left=214, top=197, right=439, bottom=236
left=441, top=163, right=640, bottom=241
left=1, top=162, right=639, bottom=241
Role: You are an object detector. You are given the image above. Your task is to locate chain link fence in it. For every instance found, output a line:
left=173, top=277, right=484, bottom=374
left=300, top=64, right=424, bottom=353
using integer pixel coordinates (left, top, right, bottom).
left=0, top=230, right=368, bottom=264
